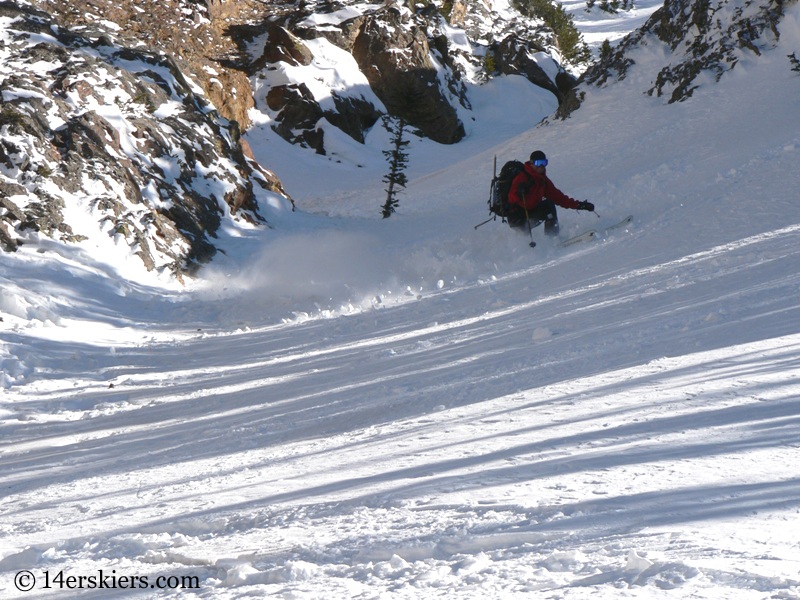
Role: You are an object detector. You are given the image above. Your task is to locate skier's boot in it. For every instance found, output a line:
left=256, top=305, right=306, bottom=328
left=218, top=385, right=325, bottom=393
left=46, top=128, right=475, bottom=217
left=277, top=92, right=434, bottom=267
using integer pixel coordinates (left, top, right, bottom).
left=544, top=215, right=559, bottom=237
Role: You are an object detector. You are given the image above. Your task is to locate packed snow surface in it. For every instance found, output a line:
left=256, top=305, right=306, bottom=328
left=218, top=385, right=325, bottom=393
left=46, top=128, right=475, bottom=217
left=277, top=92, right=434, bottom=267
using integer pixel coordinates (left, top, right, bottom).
left=2, top=0, right=800, bottom=597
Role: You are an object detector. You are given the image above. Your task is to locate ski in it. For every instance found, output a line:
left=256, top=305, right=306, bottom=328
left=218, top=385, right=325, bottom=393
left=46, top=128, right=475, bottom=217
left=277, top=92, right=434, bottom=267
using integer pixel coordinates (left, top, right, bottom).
left=605, top=214, right=634, bottom=231
left=561, top=229, right=597, bottom=247
left=560, top=215, right=633, bottom=248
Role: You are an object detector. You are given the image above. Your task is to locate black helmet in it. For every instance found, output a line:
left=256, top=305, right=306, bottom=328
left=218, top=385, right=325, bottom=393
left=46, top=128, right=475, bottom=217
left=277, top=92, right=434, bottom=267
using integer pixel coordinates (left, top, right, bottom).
left=530, top=150, right=547, bottom=162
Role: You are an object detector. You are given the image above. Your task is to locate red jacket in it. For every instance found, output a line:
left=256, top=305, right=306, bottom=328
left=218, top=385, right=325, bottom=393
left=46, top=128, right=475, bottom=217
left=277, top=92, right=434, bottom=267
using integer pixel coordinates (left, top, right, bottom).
left=508, top=162, right=580, bottom=211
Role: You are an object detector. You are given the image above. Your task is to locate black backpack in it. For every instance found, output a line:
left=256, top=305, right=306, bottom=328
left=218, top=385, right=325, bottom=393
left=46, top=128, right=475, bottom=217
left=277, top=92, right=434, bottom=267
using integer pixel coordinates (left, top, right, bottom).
left=489, top=159, right=526, bottom=219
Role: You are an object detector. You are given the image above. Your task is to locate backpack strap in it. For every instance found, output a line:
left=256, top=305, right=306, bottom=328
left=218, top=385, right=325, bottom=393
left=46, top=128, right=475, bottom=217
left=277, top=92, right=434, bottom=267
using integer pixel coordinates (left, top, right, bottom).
left=513, top=167, right=534, bottom=202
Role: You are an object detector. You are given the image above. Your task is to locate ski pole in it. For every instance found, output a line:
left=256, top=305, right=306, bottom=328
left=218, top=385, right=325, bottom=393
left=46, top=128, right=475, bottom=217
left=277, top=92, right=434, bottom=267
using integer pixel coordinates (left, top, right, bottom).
left=474, top=216, right=494, bottom=229
left=525, top=209, right=536, bottom=248
left=476, top=157, right=499, bottom=230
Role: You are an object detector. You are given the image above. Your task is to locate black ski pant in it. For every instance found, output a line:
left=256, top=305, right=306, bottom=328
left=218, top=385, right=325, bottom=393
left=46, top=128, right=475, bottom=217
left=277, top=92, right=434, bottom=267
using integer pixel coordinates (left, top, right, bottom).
left=508, top=199, right=559, bottom=235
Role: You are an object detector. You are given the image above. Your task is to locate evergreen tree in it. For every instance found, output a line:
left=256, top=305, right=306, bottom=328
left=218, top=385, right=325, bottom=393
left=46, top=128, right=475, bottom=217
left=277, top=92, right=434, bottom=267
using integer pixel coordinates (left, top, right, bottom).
left=512, top=0, right=590, bottom=63
left=599, top=38, right=613, bottom=63
left=790, top=53, right=800, bottom=72
left=381, top=117, right=410, bottom=219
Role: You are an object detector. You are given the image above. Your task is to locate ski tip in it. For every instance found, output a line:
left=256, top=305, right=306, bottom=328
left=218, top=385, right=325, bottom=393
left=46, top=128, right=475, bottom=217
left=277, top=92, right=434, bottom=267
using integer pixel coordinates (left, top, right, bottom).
left=603, top=215, right=634, bottom=233
left=560, top=229, right=597, bottom=247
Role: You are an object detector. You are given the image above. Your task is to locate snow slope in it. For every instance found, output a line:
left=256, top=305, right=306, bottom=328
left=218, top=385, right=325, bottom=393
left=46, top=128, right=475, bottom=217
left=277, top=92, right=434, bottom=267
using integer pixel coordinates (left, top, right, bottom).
left=2, top=0, right=800, bottom=597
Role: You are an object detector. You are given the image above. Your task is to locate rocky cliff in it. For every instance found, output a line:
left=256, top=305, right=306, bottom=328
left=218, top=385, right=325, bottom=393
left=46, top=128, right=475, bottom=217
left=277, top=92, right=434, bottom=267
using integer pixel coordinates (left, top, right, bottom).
left=245, top=0, right=580, bottom=152
left=2, top=0, right=582, bottom=277
left=0, top=1, right=289, bottom=278
left=564, top=0, right=790, bottom=113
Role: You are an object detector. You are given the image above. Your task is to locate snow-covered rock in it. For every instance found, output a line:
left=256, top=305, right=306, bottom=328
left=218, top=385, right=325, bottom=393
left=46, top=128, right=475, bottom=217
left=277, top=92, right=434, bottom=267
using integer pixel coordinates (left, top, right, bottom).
left=0, top=2, right=291, bottom=277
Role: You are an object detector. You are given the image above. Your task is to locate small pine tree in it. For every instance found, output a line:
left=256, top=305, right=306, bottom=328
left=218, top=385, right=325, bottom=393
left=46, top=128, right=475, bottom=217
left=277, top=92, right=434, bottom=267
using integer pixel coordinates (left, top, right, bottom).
left=381, top=117, right=410, bottom=219
left=483, top=48, right=498, bottom=77
left=599, top=38, right=613, bottom=62
left=440, top=0, right=454, bottom=19
left=790, top=53, right=800, bottom=72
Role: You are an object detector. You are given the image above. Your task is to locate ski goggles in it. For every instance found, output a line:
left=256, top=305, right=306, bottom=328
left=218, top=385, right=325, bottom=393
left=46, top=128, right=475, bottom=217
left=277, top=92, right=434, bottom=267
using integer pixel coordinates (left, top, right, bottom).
left=533, top=159, right=548, bottom=167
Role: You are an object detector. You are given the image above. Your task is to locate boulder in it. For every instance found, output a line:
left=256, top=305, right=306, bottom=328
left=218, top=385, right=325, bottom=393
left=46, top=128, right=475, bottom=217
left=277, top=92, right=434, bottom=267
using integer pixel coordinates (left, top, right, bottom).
left=351, top=7, right=465, bottom=145
left=494, top=34, right=574, bottom=102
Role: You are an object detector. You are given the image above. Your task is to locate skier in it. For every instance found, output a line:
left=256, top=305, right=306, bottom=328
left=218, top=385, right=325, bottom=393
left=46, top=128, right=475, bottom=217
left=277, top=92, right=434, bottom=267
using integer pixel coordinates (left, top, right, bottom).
left=507, top=150, right=595, bottom=235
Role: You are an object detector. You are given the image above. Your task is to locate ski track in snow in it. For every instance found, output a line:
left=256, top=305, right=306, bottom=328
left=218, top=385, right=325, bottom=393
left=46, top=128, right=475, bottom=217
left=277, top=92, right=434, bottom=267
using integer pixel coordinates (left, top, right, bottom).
left=2, top=0, right=800, bottom=597
left=2, top=215, right=800, bottom=598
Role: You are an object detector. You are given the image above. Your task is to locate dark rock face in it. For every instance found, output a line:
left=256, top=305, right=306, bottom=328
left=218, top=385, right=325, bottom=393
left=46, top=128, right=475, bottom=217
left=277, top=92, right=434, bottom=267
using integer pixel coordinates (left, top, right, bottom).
left=326, top=94, right=383, bottom=144
left=267, top=83, right=327, bottom=153
left=351, top=8, right=465, bottom=145
left=252, top=24, right=314, bottom=70
left=0, top=3, right=288, bottom=277
left=494, top=34, right=576, bottom=103
left=262, top=82, right=382, bottom=152
left=250, top=5, right=468, bottom=149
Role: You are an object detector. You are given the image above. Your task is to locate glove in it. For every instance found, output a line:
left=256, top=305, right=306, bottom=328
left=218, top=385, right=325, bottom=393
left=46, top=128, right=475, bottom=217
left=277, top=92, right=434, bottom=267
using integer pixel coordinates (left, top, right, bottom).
left=577, top=201, right=595, bottom=211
